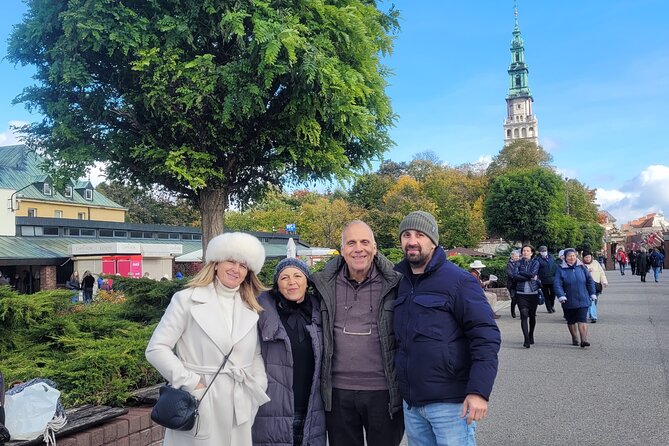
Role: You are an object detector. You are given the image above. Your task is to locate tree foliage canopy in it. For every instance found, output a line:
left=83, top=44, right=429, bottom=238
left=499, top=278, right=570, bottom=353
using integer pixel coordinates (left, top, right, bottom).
left=486, top=140, right=553, bottom=177
left=484, top=167, right=603, bottom=251
left=8, top=0, right=399, bottom=246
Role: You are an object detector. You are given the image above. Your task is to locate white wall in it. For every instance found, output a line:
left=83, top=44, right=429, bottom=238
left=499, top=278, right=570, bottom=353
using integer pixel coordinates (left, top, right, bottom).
left=0, top=188, right=17, bottom=236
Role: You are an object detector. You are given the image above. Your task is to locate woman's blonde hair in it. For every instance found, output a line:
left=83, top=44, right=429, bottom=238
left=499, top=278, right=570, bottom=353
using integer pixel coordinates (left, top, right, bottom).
left=188, top=262, right=268, bottom=312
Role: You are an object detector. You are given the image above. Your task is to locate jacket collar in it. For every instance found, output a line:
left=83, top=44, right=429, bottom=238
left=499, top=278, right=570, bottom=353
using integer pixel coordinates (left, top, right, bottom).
left=189, top=283, right=259, bottom=354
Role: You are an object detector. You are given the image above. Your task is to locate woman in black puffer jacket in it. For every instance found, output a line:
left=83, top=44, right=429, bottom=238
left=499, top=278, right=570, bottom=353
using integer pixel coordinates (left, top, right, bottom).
left=512, top=245, right=541, bottom=348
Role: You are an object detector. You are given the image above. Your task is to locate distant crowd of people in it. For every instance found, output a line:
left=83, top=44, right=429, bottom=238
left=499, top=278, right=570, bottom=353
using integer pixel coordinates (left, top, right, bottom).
left=615, top=246, right=664, bottom=282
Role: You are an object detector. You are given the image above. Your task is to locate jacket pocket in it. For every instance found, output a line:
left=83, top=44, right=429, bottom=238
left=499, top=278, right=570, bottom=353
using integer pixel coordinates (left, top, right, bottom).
left=412, top=294, right=448, bottom=341
left=446, top=339, right=471, bottom=378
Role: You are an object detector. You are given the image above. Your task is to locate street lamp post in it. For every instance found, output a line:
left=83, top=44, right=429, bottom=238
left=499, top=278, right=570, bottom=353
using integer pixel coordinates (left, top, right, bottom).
left=7, top=184, right=33, bottom=212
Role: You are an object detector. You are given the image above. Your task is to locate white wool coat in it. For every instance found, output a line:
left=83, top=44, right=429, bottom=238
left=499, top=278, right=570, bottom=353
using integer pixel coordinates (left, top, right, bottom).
left=146, top=283, right=269, bottom=446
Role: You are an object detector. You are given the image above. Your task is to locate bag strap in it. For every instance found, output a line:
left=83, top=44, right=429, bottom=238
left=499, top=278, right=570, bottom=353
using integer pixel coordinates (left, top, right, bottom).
left=195, top=346, right=234, bottom=408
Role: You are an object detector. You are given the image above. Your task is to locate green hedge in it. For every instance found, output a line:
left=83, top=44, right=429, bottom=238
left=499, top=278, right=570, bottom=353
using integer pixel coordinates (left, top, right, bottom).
left=0, top=288, right=161, bottom=407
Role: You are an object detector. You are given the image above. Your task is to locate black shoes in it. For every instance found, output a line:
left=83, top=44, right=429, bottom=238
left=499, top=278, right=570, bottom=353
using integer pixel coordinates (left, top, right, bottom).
left=523, top=341, right=530, bottom=348
left=580, top=341, right=590, bottom=348
left=591, top=319, right=597, bottom=323
left=572, top=339, right=579, bottom=346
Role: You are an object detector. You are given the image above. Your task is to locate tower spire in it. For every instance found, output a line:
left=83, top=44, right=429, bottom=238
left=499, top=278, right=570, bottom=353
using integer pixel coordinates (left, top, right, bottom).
left=503, top=0, right=539, bottom=146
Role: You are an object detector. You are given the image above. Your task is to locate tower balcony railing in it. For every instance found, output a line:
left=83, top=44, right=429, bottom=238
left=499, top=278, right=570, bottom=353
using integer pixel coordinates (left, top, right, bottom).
left=504, top=114, right=536, bottom=125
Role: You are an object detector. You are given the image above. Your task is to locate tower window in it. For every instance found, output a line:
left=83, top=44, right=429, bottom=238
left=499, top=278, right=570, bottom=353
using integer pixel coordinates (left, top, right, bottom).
left=515, top=75, right=521, bottom=87
left=522, top=128, right=527, bottom=137
left=507, top=129, right=511, bottom=138
left=513, top=128, right=519, bottom=137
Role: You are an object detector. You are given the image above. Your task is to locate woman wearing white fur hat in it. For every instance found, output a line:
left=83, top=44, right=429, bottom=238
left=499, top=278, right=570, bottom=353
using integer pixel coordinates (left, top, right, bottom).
left=146, top=232, right=270, bottom=446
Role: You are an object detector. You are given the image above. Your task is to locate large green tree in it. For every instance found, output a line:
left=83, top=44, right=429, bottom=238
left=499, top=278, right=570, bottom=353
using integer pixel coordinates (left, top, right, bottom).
left=484, top=167, right=562, bottom=245
left=8, top=0, right=399, bottom=248
left=485, top=167, right=603, bottom=251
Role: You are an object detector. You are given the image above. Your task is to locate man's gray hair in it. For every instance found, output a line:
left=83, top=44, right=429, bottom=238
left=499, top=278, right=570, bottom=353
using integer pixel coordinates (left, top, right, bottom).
left=340, top=220, right=376, bottom=249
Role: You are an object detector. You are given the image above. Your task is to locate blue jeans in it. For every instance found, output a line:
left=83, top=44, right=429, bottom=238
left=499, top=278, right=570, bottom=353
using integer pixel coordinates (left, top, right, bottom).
left=588, top=297, right=598, bottom=320
left=653, top=266, right=661, bottom=282
left=403, top=401, right=476, bottom=446
left=619, top=262, right=625, bottom=274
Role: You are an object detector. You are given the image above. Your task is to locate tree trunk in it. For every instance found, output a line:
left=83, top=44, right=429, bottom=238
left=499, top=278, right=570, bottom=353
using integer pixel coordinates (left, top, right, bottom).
left=198, top=187, right=228, bottom=254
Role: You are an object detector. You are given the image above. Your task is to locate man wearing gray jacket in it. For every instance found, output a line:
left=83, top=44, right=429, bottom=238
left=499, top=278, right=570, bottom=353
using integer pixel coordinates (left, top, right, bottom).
left=312, top=220, right=404, bottom=446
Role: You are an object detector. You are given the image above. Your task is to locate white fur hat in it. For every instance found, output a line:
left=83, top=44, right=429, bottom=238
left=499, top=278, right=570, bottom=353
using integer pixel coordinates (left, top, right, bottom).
left=205, top=232, right=266, bottom=274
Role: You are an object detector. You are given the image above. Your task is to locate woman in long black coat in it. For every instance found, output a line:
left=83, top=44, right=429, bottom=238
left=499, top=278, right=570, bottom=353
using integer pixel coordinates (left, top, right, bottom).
left=637, top=249, right=649, bottom=282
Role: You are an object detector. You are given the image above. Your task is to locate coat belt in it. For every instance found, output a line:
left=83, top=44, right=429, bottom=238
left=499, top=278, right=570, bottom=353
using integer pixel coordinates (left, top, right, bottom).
left=182, top=360, right=270, bottom=426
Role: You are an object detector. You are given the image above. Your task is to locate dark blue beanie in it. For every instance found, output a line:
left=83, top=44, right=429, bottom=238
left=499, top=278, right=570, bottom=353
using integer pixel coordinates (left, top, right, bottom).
left=273, top=258, right=311, bottom=285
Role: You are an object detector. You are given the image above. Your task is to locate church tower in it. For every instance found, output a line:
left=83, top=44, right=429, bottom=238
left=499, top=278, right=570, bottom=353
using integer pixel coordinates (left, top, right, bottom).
left=503, top=2, right=538, bottom=145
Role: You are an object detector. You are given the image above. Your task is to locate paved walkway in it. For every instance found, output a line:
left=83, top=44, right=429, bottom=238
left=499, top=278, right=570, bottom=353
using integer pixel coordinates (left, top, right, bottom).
left=475, top=269, right=669, bottom=445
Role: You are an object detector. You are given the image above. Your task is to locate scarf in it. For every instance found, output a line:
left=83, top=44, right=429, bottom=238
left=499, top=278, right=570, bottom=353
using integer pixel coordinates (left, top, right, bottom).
left=275, top=292, right=313, bottom=343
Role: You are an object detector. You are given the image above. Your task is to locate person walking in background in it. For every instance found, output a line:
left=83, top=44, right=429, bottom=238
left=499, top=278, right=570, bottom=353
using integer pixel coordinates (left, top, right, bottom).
left=146, top=232, right=270, bottom=446
left=616, top=247, right=627, bottom=275
left=66, top=271, right=81, bottom=302
left=628, top=249, right=637, bottom=275
left=649, top=248, right=664, bottom=283
left=253, top=258, right=325, bottom=446
left=512, top=245, right=541, bottom=348
left=394, top=211, right=500, bottom=445
left=311, top=220, right=404, bottom=446
left=81, top=271, right=95, bottom=304
left=582, top=252, right=608, bottom=323
left=469, top=260, right=501, bottom=319
left=506, top=250, right=520, bottom=318
left=536, top=246, right=557, bottom=313
left=637, top=248, right=649, bottom=282
left=554, top=248, right=597, bottom=348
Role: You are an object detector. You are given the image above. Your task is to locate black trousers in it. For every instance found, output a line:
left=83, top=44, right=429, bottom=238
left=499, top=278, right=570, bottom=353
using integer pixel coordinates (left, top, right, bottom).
left=541, top=283, right=555, bottom=311
left=326, top=388, right=404, bottom=446
left=517, top=294, right=538, bottom=343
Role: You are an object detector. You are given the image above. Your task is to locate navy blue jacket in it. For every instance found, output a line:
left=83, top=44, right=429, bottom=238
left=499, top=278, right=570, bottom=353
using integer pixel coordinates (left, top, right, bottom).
left=253, top=292, right=326, bottom=446
left=394, top=247, right=501, bottom=406
left=553, top=260, right=596, bottom=309
left=536, top=255, right=556, bottom=285
left=512, top=258, right=541, bottom=293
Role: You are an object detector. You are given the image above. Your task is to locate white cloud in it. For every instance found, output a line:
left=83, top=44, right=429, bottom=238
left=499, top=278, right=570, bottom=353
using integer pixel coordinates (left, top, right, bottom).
left=0, top=120, right=28, bottom=146
left=595, top=164, right=669, bottom=224
left=555, top=167, right=578, bottom=180
left=475, top=154, right=492, bottom=168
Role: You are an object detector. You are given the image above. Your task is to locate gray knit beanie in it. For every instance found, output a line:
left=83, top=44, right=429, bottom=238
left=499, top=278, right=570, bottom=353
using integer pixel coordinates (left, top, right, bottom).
left=273, top=257, right=311, bottom=285
left=399, top=211, right=440, bottom=246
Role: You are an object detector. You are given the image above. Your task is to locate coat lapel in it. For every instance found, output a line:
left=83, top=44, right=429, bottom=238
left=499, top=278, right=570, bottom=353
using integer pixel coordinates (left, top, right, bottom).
left=231, top=293, right=259, bottom=345
left=190, top=284, right=233, bottom=354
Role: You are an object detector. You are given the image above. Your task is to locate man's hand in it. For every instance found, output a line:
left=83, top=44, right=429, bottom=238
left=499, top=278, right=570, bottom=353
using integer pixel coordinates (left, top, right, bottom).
left=461, top=394, right=488, bottom=425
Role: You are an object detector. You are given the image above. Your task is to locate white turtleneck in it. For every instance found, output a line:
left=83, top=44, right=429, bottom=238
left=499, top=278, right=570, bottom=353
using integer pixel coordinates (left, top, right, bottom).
left=215, top=278, right=238, bottom=335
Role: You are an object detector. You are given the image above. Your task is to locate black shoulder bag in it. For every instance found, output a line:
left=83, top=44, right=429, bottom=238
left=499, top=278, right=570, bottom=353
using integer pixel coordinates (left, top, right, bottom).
left=151, top=347, right=233, bottom=433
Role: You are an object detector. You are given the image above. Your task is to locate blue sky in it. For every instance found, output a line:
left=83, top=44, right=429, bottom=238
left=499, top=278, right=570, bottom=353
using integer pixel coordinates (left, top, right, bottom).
left=1, top=0, right=668, bottom=225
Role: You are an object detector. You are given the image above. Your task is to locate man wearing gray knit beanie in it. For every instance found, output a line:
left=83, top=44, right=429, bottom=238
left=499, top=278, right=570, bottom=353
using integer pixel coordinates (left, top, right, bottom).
left=394, top=211, right=501, bottom=445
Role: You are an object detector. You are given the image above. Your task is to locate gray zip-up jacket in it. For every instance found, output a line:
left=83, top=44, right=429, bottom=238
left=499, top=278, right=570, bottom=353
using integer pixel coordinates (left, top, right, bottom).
left=311, top=253, right=402, bottom=417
